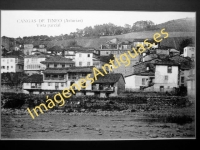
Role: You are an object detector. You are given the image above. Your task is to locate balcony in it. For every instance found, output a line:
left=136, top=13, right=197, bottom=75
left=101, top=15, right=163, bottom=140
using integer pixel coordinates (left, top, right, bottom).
left=92, top=84, right=115, bottom=92
left=44, top=77, right=65, bottom=80
left=31, top=86, right=41, bottom=89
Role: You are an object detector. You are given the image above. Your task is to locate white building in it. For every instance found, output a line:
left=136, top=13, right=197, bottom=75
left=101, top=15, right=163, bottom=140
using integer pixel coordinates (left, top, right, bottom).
left=125, top=72, right=154, bottom=91
left=154, top=60, right=179, bottom=92
left=24, top=54, right=47, bottom=75
left=1, top=56, right=24, bottom=73
left=23, top=44, right=34, bottom=55
left=75, top=51, right=93, bottom=67
left=183, top=45, right=195, bottom=58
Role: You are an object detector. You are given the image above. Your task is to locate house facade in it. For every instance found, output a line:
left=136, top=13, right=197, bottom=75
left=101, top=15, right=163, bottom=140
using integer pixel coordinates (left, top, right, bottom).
left=24, top=54, right=47, bottom=75
left=75, top=51, right=93, bottom=67
left=154, top=60, right=179, bottom=92
left=1, top=56, right=24, bottom=73
left=23, top=44, right=34, bottom=55
left=91, top=73, right=125, bottom=97
left=125, top=72, right=154, bottom=92
left=183, top=45, right=195, bottom=58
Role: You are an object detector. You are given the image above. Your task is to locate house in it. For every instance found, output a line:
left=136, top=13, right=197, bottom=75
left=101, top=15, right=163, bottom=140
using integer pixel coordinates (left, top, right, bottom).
left=75, top=51, right=93, bottom=67
left=154, top=60, right=179, bottom=92
left=23, top=66, right=93, bottom=95
left=169, top=55, right=193, bottom=87
left=24, top=54, right=47, bottom=75
left=93, top=54, right=114, bottom=69
left=183, top=44, right=195, bottom=59
left=23, top=44, right=34, bottom=55
left=40, top=55, right=75, bottom=69
left=47, top=45, right=63, bottom=55
left=125, top=71, right=155, bottom=92
left=169, top=48, right=180, bottom=56
left=113, top=51, right=140, bottom=77
left=133, top=39, right=160, bottom=49
left=186, top=69, right=195, bottom=99
left=31, top=44, right=47, bottom=55
left=23, top=74, right=43, bottom=94
left=63, top=47, right=96, bottom=60
left=99, top=38, right=133, bottom=56
left=1, top=55, right=24, bottom=73
left=125, top=61, right=156, bottom=91
left=91, top=73, right=125, bottom=97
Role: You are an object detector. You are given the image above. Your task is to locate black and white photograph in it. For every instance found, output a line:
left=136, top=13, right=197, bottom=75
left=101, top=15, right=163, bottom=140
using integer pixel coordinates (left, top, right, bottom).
left=1, top=10, right=196, bottom=140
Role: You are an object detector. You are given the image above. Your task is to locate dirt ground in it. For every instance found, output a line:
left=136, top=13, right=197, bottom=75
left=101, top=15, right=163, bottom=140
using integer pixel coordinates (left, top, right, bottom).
left=1, top=109, right=195, bottom=140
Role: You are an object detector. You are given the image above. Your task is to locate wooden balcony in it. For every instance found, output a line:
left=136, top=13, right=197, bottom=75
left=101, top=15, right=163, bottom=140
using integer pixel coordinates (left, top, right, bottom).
left=92, top=85, right=115, bottom=92
left=44, top=77, right=64, bottom=80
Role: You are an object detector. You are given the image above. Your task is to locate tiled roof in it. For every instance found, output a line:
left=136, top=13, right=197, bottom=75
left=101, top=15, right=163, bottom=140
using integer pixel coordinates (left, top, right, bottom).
left=154, top=59, right=179, bottom=66
left=169, top=55, right=193, bottom=70
left=23, top=74, right=43, bottom=83
left=25, top=54, right=47, bottom=58
left=40, top=56, right=75, bottom=64
left=93, top=73, right=124, bottom=84
left=43, top=68, right=68, bottom=74
left=98, top=54, right=114, bottom=63
left=125, top=71, right=155, bottom=77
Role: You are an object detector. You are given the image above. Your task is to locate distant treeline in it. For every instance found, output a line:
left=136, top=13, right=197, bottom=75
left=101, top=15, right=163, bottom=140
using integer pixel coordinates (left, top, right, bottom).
left=2, top=20, right=157, bottom=44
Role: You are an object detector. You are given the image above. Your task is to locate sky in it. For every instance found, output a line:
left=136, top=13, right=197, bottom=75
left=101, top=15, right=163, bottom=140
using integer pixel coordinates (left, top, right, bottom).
left=1, top=11, right=195, bottom=38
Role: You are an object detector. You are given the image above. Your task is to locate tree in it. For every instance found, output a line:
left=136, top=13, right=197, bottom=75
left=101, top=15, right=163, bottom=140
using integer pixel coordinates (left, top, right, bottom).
left=179, top=38, right=193, bottom=54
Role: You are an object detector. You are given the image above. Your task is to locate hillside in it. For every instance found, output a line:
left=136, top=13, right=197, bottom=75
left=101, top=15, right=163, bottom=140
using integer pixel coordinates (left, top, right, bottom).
left=1, top=17, right=195, bottom=50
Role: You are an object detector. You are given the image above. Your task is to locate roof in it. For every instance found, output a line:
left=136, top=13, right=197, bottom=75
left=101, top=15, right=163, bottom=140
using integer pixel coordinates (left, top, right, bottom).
left=40, top=56, right=75, bottom=64
left=169, top=55, right=193, bottom=70
left=43, top=68, right=69, bottom=74
left=154, top=59, right=180, bottom=66
left=93, top=73, right=125, bottom=84
left=23, top=74, right=43, bottom=83
left=25, top=54, right=47, bottom=58
left=125, top=71, right=155, bottom=77
left=97, top=54, right=114, bottom=63
left=170, top=49, right=180, bottom=53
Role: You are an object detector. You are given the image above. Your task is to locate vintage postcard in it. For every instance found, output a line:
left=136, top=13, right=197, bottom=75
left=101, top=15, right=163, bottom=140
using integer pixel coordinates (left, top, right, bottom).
left=1, top=10, right=196, bottom=140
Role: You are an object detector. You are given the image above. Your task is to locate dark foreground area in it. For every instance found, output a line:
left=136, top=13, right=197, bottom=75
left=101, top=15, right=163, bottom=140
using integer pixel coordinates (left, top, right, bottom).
left=1, top=105, right=195, bottom=139
left=1, top=93, right=195, bottom=139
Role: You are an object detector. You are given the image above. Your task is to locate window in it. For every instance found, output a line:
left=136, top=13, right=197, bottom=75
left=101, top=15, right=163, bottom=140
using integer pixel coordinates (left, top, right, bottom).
left=87, top=62, right=90, bottom=66
left=7, top=66, right=9, bottom=70
left=142, top=78, right=145, bottom=85
left=79, top=54, right=82, bottom=57
left=165, top=75, right=168, bottom=80
left=61, top=83, right=64, bottom=87
left=62, top=64, right=65, bottom=68
left=2, top=66, right=5, bottom=69
left=11, top=66, right=13, bottom=68
left=79, top=62, right=82, bottom=66
left=54, top=64, right=57, bottom=68
left=181, top=77, right=184, bottom=83
left=88, top=54, right=90, bottom=57
left=26, top=83, right=29, bottom=86
left=48, top=83, right=52, bottom=86
left=10, top=59, right=13, bottom=62
left=167, top=66, right=172, bottom=73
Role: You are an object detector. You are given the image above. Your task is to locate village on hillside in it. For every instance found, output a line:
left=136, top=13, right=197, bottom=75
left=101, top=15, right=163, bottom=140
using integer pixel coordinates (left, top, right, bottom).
left=1, top=13, right=196, bottom=139
left=1, top=36, right=195, bottom=98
